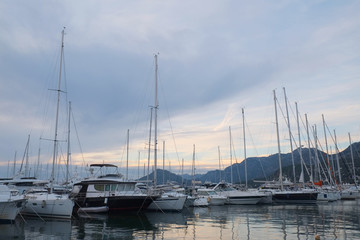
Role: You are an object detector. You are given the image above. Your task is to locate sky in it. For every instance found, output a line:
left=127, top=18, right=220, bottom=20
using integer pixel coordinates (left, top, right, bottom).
left=0, top=0, right=359, bottom=180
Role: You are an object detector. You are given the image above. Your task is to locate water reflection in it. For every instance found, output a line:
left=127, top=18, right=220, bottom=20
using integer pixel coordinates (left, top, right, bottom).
left=2, top=200, right=360, bottom=239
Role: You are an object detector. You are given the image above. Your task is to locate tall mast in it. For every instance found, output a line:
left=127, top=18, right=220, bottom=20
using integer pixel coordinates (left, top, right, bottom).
left=163, top=141, right=165, bottom=184
left=181, top=158, right=184, bottom=186
left=154, top=54, right=158, bottom=187
left=242, top=108, right=248, bottom=190
left=137, top=151, right=140, bottom=180
left=313, top=125, right=320, bottom=182
left=273, top=90, right=283, bottom=190
left=295, top=102, right=304, bottom=187
left=12, top=151, right=17, bottom=177
left=126, top=129, right=129, bottom=180
left=146, top=108, right=153, bottom=185
left=348, top=133, right=357, bottom=186
left=334, top=130, right=342, bottom=184
left=229, top=126, right=233, bottom=185
left=218, top=146, right=221, bottom=182
left=305, top=114, right=313, bottom=182
left=283, top=87, right=296, bottom=183
left=192, top=144, right=196, bottom=191
left=322, top=114, right=332, bottom=183
left=50, top=27, right=65, bottom=193
left=66, top=101, right=71, bottom=184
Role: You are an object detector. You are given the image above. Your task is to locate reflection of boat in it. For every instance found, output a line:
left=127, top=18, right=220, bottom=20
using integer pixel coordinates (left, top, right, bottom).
left=145, top=211, right=187, bottom=226
left=22, top=218, right=72, bottom=238
left=0, top=185, right=26, bottom=223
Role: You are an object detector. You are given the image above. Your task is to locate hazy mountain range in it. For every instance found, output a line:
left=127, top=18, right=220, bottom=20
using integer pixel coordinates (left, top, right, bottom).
left=139, top=142, right=360, bottom=187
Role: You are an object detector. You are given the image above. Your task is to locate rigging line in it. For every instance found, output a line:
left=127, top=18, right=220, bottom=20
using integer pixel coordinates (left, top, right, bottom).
left=229, top=129, right=242, bottom=184
left=158, top=67, right=182, bottom=172
left=245, top=120, right=268, bottom=181
left=71, top=109, right=86, bottom=168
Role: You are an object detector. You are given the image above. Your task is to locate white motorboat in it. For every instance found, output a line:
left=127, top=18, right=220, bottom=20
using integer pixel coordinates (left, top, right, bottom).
left=213, top=182, right=266, bottom=205
left=148, top=191, right=187, bottom=211
left=0, top=185, right=26, bottom=223
left=197, top=189, right=227, bottom=206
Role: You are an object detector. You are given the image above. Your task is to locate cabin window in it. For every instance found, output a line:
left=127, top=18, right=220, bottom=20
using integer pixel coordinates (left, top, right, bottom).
left=105, top=185, right=110, bottom=191
left=94, top=184, right=105, bottom=191
left=111, top=184, right=117, bottom=191
left=117, top=184, right=125, bottom=191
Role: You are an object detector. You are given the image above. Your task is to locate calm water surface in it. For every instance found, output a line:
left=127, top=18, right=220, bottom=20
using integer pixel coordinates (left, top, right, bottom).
left=2, top=200, right=360, bottom=239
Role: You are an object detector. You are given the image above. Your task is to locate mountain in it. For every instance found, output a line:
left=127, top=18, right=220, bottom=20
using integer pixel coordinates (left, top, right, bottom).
left=138, top=142, right=360, bottom=187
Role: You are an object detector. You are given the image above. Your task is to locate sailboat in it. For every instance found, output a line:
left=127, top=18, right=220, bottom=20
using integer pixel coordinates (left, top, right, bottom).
left=271, top=90, right=318, bottom=204
left=21, top=28, right=74, bottom=219
left=146, top=54, right=187, bottom=212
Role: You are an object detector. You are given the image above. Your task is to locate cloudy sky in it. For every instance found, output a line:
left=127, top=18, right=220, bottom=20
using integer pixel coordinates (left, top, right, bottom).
left=0, top=1, right=359, bottom=179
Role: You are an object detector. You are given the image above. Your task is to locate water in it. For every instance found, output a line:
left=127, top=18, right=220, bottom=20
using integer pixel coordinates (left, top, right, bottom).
left=2, top=200, right=360, bottom=239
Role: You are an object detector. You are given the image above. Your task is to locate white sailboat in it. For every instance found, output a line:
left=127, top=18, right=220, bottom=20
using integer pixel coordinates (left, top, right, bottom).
left=21, top=28, right=74, bottom=219
left=146, top=54, right=186, bottom=212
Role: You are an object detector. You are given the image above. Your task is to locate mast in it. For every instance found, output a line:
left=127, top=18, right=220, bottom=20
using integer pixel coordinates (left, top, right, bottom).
left=66, top=101, right=71, bottom=184
left=273, top=90, right=283, bottom=190
left=126, top=129, right=129, bottom=180
left=322, top=114, right=332, bottom=183
left=229, top=126, right=233, bottom=185
left=50, top=27, right=65, bottom=193
left=334, top=130, right=342, bottom=184
left=295, top=102, right=304, bottom=187
left=192, top=144, right=196, bottom=192
left=154, top=54, right=159, bottom=187
left=283, top=88, right=296, bottom=183
left=218, top=146, right=221, bottom=182
left=305, top=114, right=313, bottom=182
left=137, top=151, right=140, bottom=180
left=348, top=133, right=357, bottom=186
left=25, top=135, right=30, bottom=178
left=163, top=141, right=165, bottom=184
left=12, top=151, right=17, bottom=177
left=146, top=108, right=153, bottom=185
left=242, top=108, right=248, bottom=190
left=313, top=125, right=320, bottom=182
left=181, top=158, right=184, bottom=186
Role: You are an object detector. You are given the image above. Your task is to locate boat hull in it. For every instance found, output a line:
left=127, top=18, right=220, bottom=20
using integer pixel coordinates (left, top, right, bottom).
left=74, top=195, right=155, bottom=213
left=22, top=193, right=74, bottom=219
left=272, top=191, right=318, bottom=204
left=148, top=196, right=187, bottom=211
left=0, top=199, right=26, bottom=223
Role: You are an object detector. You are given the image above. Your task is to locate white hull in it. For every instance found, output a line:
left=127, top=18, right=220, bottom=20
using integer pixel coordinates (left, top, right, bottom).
left=341, top=189, right=360, bottom=200
left=193, top=197, right=209, bottom=207
left=208, top=196, right=227, bottom=206
left=317, top=191, right=340, bottom=202
left=22, top=193, right=74, bottom=219
left=0, top=199, right=26, bottom=222
left=217, top=191, right=265, bottom=205
left=148, top=196, right=186, bottom=211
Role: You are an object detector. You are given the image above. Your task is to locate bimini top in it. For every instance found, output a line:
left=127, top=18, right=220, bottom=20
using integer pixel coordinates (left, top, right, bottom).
left=90, top=164, right=118, bottom=168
